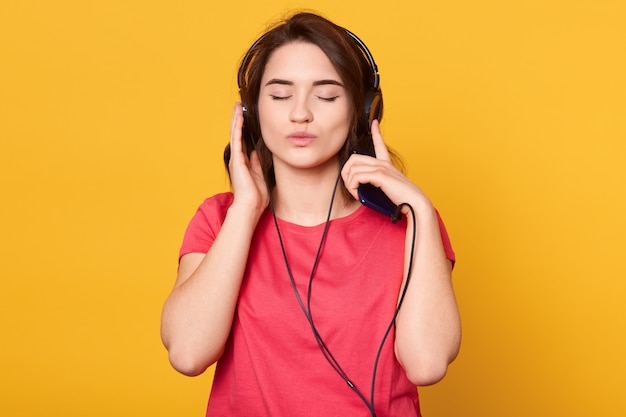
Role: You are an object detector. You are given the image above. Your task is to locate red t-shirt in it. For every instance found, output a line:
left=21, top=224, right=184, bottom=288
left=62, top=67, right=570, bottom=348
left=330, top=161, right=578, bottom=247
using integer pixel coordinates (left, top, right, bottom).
left=180, top=192, right=455, bottom=417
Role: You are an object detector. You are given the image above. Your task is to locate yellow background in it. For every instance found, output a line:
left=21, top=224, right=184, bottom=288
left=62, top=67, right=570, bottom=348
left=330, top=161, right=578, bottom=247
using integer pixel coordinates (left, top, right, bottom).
left=1, top=0, right=624, bottom=416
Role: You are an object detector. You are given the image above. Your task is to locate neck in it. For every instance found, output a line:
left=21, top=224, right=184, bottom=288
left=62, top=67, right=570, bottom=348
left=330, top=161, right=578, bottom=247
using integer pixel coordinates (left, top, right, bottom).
left=271, top=164, right=358, bottom=226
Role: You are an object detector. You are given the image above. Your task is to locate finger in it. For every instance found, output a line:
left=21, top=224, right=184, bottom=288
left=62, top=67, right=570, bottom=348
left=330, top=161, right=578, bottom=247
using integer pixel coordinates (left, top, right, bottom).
left=229, top=102, right=245, bottom=158
left=249, top=150, right=263, bottom=179
left=340, top=159, right=360, bottom=201
left=370, top=120, right=390, bottom=161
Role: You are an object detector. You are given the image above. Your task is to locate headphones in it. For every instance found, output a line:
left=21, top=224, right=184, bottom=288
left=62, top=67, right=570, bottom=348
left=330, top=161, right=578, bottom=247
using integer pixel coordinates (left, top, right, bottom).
left=237, top=27, right=383, bottom=150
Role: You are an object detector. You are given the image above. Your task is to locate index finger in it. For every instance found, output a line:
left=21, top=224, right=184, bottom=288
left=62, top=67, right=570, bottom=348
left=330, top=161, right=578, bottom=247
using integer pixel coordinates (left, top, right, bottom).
left=370, top=120, right=390, bottom=161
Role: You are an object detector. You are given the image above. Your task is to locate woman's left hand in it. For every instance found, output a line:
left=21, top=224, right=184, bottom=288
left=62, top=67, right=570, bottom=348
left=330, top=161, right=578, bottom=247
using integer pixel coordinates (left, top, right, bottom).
left=341, top=120, right=431, bottom=214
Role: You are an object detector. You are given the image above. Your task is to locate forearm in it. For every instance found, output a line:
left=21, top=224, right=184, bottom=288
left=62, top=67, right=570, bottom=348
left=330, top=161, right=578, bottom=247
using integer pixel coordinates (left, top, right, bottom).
left=394, top=201, right=461, bottom=386
left=161, top=204, right=262, bottom=375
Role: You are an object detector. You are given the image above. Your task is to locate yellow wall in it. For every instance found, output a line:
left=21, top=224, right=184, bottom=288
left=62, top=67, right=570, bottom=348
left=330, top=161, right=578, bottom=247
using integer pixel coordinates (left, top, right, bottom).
left=1, top=1, right=624, bottom=416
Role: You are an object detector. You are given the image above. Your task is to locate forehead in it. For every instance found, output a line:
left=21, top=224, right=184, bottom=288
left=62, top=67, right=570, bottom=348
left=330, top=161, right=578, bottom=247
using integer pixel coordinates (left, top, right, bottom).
left=261, top=41, right=343, bottom=83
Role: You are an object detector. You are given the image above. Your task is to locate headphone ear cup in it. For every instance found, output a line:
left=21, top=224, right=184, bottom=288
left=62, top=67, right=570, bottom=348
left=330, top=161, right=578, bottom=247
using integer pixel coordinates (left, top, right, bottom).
left=355, top=89, right=383, bottom=155
left=241, top=102, right=256, bottom=154
left=242, top=102, right=250, bottom=131
left=363, top=89, right=383, bottom=134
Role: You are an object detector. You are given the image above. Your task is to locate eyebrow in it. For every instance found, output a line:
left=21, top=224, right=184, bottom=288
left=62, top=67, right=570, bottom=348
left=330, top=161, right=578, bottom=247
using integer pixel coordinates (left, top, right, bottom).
left=264, top=78, right=344, bottom=87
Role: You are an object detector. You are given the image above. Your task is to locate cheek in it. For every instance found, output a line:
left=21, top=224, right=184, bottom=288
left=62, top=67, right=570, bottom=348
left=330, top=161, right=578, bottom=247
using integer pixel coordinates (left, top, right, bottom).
left=257, top=105, right=278, bottom=141
left=332, top=111, right=352, bottom=138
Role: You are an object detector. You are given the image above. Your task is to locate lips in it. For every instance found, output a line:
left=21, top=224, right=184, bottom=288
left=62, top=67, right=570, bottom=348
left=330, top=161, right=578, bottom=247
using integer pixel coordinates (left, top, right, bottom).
left=287, top=131, right=317, bottom=146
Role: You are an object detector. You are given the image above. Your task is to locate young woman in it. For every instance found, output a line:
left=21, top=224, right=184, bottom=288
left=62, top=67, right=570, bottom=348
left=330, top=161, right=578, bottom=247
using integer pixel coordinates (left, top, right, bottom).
left=161, top=11, right=461, bottom=417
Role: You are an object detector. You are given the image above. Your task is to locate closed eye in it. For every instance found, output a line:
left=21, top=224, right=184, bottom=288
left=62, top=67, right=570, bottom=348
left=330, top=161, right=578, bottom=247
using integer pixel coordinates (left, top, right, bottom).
left=270, top=95, right=292, bottom=101
left=318, top=96, right=339, bottom=102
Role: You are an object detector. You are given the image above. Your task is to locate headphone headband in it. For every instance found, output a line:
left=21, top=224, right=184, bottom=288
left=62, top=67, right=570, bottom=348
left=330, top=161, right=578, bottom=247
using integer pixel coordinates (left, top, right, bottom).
left=342, top=28, right=380, bottom=91
left=237, top=33, right=265, bottom=90
left=238, top=27, right=380, bottom=92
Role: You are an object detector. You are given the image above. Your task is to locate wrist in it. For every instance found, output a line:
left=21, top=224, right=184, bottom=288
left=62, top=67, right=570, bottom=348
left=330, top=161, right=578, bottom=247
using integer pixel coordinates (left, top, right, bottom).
left=400, top=195, right=435, bottom=223
left=227, top=200, right=266, bottom=224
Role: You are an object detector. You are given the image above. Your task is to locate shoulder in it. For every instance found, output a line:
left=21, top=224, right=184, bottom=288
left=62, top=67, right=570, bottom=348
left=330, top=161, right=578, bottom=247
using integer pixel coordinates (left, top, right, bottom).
left=195, top=192, right=234, bottom=220
left=179, top=192, right=234, bottom=258
left=353, top=205, right=456, bottom=265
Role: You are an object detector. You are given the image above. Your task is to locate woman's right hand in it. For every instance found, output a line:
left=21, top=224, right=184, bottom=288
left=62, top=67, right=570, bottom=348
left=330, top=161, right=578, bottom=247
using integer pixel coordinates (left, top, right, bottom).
left=228, top=102, right=270, bottom=214
left=161, top=103, right=270, bottom=375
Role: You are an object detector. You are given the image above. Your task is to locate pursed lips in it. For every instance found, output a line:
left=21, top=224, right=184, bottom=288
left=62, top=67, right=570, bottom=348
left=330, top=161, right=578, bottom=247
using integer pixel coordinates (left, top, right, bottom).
left=287, top=131, right=317, bottom=146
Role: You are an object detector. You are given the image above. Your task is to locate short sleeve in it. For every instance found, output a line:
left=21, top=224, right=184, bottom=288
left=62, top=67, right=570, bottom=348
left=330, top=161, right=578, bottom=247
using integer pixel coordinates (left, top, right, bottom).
left=435, top=209, right=456, bottom=267
left=179, top=192, right=234, bottom=260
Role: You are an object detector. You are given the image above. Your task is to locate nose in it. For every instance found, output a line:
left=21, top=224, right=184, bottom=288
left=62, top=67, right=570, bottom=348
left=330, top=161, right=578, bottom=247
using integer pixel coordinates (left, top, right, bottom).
left=289, top=97, right=313, bottom=124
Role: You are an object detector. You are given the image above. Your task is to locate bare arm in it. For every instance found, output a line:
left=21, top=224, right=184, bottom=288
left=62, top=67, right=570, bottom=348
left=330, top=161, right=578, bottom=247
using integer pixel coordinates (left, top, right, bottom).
left=393, top=199, right=461, bottom=386
left=160, top=103, right=269, bottom=376
left=341, top=120, right=461, bottom=386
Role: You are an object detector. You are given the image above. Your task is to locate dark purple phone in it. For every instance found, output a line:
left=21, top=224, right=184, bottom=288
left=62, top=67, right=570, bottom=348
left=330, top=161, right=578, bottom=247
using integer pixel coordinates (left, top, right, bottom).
left=354, top=145, right=399, bottom=219
left=358, top=182, right=397, bottom=218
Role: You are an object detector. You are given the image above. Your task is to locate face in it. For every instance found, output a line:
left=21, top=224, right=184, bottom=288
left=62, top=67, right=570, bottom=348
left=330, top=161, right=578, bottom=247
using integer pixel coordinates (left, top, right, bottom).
left=257, top=41, right=351, bottom=174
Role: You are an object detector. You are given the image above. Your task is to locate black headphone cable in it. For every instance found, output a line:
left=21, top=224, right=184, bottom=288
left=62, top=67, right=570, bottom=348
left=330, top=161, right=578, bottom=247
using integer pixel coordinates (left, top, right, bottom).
left=271, top=173, right=418, bottom=417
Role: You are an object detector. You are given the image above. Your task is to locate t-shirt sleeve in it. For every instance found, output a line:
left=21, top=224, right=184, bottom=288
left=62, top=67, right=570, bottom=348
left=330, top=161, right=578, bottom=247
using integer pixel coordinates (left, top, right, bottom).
left=435, top=209, right=456, bottom=266
left=179, top=193, right=234, bottom=260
